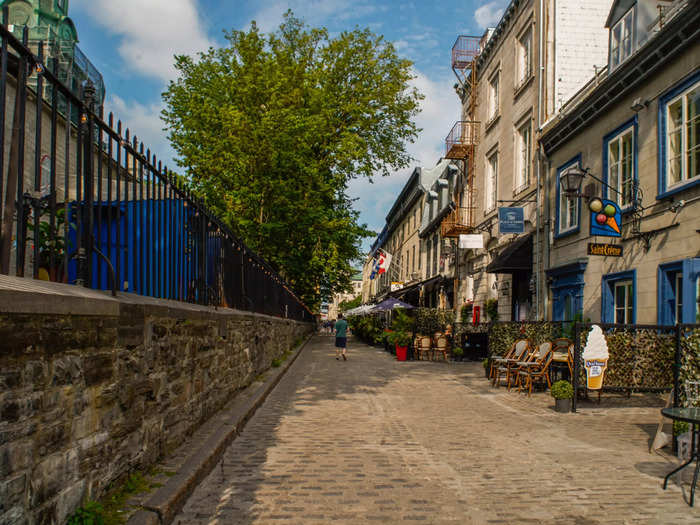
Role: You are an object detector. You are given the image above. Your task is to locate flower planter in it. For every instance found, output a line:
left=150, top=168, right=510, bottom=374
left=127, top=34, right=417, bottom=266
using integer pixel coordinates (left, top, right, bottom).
left=554, top=398, right=572, bottom=413
left=396, top=345, right=408, bottom=361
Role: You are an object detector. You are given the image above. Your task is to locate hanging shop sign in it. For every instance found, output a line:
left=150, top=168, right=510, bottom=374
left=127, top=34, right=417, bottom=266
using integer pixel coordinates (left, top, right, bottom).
left=459, top=234, right=484, bottom=249
left=587, top=243, right=623, bottom=257
left=589, top=198, right=621, bottom=238
left=498, top=207, right=524, bottom=234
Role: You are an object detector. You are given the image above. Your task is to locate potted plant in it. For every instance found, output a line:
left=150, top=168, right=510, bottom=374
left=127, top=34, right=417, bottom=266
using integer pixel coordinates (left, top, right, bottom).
left=484, top=298, right=499, bottom=322
left=452, top=347, right=464, bottom=362
left=551, top=380, right=574, bottom=413
left=482, top=357, right=490, bottom=378
left=387, top=330, right=412, bottom=361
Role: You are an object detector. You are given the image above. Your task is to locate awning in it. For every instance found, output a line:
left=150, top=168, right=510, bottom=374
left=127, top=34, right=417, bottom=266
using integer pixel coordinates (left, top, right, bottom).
left=486, top=234, right=533, bottom=273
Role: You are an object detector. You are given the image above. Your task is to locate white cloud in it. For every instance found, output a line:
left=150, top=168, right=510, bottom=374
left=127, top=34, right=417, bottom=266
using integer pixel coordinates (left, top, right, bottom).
left=474, top=1, right=506, bottom=29
left=105, top=95, right=176, bottom=169
left=72, top=0, right=214, bottom=83
left=348, top=69, right=459, bottom=239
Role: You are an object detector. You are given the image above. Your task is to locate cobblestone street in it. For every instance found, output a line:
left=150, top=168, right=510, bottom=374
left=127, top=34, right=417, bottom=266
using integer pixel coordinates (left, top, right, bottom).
left=174, top=336, right=700, bottom=524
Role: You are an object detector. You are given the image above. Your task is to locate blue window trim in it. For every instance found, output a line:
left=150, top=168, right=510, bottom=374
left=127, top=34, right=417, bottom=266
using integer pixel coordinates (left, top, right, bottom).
left=554, top=154, right=582, bottom=239
left=602, top=116, right=637, bottom=213
left=658, top=258, right=700, bottom=324
left=657, top=69, right=700, bottom=200
left=601, top=269, right=636, bottom=324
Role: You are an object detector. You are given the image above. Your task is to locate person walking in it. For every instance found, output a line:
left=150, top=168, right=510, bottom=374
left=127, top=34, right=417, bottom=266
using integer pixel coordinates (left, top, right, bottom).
left=334, top=314, right=348, bottom=361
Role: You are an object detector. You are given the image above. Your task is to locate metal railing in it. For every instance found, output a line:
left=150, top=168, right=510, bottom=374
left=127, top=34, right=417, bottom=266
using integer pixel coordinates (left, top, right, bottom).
left=444, top=120, right=479, bottom=159
left=0, top=17, right=312, bottom=322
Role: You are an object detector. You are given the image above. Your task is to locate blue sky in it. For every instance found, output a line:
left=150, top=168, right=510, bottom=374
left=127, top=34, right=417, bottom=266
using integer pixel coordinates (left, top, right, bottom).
left=69, top=0, right=508, bottom=250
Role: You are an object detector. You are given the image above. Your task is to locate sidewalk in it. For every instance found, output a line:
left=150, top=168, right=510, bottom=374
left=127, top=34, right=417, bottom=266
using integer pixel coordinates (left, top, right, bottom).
left=172, top=335, right=698, bottom=524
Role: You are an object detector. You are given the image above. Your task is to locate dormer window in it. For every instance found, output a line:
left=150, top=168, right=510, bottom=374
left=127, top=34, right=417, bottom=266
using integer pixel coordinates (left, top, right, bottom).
left=610, top=7, right=634, bottom=70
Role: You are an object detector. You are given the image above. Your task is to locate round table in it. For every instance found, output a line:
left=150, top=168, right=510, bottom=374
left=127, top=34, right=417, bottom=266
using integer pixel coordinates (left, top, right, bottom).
left=661, top=407, right=700, bottom=506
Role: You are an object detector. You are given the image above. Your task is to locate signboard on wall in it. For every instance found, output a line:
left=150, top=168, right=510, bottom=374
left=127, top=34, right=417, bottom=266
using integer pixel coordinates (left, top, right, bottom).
left=459, top=234, right=484, bottom=249
left=587, top=243, right=623, bottom=257
left=498, top=207, right=524, bottom=234
left=589, top=198, right=621, bottom=238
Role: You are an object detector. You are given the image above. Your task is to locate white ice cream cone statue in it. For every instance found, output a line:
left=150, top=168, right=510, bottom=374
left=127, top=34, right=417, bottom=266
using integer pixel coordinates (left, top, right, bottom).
left=582, top=325, right=609, bottom=390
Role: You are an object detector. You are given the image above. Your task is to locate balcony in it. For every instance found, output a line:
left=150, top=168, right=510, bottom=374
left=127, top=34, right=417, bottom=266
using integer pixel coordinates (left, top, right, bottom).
left=451, top=35, right=481, bottom=71
left=441, top=206, right=473, bottom=238
left=445, top=121, right=479, bottom=159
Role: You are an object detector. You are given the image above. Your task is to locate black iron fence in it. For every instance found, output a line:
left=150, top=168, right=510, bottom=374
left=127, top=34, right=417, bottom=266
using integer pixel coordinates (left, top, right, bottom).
left=572, top=322, right=700, bottom=412
left=0, top=16, right=312, bottom=322
left=478, top=320, right=699, bottom=411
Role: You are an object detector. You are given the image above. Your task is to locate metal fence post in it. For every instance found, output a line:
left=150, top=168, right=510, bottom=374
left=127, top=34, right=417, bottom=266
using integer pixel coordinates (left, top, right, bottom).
left=673, top=323, right=681, bottom=408
left=572, top=321, right=581, bottom=412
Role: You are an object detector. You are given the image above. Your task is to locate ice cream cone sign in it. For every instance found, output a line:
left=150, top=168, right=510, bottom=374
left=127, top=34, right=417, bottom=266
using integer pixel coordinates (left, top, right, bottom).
left=582, top=325, right=609, bottom=390
left=589, top=198, right=622, bottom=238
left=605, top=215, right=620, bottom=234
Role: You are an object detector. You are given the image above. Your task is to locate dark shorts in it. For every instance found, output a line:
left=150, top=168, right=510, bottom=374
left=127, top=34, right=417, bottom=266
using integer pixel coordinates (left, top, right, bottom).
left=335, top=337, right=347, bottom=348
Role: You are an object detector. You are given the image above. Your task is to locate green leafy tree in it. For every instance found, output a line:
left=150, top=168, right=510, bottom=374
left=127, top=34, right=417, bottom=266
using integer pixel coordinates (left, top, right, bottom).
left=339, top=294, right=362, bottom=313
left=162, top=12, right=422, bottom=309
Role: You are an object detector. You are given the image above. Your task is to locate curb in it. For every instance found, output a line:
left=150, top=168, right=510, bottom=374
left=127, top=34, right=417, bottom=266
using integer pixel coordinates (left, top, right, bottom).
left=127, top=333, right=313, bottom=525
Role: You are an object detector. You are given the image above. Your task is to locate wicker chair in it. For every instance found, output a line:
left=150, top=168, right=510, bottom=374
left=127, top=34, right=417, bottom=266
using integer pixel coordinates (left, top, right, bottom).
left=433, top=335, right=449, bottom=361
left=416, top=336, right=433, bottom=361
left=516, top=342, right=554, bottom=395
left=492, top=339, right=532, bottom=387
left=489, top=339, right=527, bottom=380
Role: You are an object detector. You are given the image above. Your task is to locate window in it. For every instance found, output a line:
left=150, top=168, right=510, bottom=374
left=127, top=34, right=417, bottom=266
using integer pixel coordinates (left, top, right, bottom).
left=517, top=28, right=532, bottom=86
left=602, top=270, right=635, bottom=324
left=488, top=72, right=499, bottom=121
left=658, top=73, right=700, bottom=198
left=555, top=156, right=581, bottom=237
left=614, top=281, right=634, bottom=324
left=412, top=245, right=416, bottom=272
left=667, top=82, right=699, bottom=187
left=485, top=152, right=498, bottom=212
left=515, top=121, right=531, bottom=192
left=604, top=119, right=636, bottom=209
left=675, top=273, right=683, bottom=323
left=432, top=235, right=438, bottom=275
left=658, top=259, right=700, bottom=324
left=610, top=8, right=634, bottom=70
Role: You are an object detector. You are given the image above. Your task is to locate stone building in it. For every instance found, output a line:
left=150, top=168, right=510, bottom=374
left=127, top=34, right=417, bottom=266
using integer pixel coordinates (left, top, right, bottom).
left=327, top=271, right=362, bottom=320
left=362, top=159, right=458, bottom=307
left=444, top=0, right=611, bottom=320
left=539, top=0, right=700, bottom=324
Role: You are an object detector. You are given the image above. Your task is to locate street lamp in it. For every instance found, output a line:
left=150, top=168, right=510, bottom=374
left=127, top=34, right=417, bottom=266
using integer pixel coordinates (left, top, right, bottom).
left=560, top=165, right=587, bottom=198
left=559, top=165, right=625, bottom=198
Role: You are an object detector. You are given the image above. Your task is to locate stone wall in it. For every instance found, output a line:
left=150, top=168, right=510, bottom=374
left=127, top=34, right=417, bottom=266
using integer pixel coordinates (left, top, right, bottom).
left=0, top=276, right=312, bottom=524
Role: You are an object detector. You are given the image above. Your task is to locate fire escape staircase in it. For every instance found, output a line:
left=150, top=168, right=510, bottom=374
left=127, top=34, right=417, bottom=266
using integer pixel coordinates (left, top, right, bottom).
left=441, top=36, right=481, bottom=239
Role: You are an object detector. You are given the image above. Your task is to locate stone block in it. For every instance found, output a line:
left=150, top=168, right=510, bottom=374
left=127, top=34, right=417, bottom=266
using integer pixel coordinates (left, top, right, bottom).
left=0, top=506, right=27, bottom=525
left=50, top=356, right=82, bottom=386
left=55, top=481, right=86, bottom=525
left=0, top=368, right=22, bottom=390
left=30, top=449, right=79, bottom=507
left=0, top=473, right=27, bottom=513
left=83, top=353, right=114, bottom=386
left=0, top=441, right=32, bottom=477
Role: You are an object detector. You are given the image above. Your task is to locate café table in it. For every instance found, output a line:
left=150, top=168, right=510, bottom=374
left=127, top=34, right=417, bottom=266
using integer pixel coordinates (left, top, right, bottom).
left=661, top=407, right=700, bottom=506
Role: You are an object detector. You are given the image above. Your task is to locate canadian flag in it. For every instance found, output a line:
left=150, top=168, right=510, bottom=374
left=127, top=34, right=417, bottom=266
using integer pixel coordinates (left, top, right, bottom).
left=370, top=250, right=392, bottom=279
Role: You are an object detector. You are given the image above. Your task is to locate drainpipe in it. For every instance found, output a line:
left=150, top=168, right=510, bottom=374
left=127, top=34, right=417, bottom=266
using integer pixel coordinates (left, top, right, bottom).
left=536, top=0, right=547, bottom=320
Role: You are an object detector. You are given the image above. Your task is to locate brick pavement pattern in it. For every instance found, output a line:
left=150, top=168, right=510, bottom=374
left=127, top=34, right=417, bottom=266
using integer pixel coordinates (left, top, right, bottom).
left=174, top=335, right=700, bottom=524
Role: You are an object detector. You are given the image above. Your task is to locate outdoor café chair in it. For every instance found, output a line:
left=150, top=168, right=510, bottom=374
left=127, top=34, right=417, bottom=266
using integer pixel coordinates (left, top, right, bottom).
left=492, top=339, right=531, bottom=387
left=517, top=342, right=554, bottom=396
left=416, top=336, right=432, bottom=361
left=507, top=341, right=549, bottom=390
left=433, top=335, right=449, bottom=361
left=489, top=338, right=525, bottom=379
